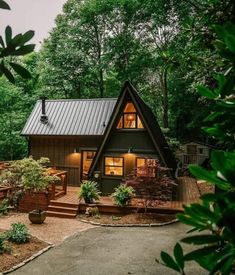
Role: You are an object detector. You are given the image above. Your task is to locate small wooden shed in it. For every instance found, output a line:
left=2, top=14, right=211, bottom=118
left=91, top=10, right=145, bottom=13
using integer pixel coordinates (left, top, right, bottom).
left=175, top=141, right=210, bottom=167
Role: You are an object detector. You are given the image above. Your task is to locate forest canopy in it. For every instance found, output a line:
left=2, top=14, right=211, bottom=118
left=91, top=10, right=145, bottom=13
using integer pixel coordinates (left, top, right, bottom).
left=0, top=0, right=234, bottom=160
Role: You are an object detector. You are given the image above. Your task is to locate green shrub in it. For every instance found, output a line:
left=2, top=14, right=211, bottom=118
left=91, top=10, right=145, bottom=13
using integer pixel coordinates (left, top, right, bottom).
left=0, top=234, right=11, bottom=254
left=0, top=199, right=9, bottom=215
left=159, top=23, right=235, bottom=275
left=7, top=222, right=30, bottom=244
left=78, top=181, right=101, bottom=204
left=112, top=184, right=135, bottom=206
left=0, top=157, right=59, bottom=192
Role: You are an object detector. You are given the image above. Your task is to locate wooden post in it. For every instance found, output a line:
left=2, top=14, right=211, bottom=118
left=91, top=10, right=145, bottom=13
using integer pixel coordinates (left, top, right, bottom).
left=62, top=172, right=68, bottom=195
left=51, top=183, right=55, bottom=200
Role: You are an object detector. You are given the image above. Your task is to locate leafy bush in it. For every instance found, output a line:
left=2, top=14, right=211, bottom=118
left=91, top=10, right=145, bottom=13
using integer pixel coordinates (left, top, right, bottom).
left=0, top=234, right=11, bottom=254
left=78, top=181, right=101, bottom=204
left=0, top=199, right=9, bottom=215
left=0, top=157, right=59, bottom=211
left=159, top=23, right=235, bottom=275
left=112, top=184, right=135, bottom=206
left=7, top=222, right=30, bottom=244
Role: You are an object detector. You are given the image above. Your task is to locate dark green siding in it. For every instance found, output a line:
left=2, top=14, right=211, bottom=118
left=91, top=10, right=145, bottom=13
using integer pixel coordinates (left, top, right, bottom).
left=105, top=131, right=155, bottom=151
left=93, top=129, right=159, bottom=194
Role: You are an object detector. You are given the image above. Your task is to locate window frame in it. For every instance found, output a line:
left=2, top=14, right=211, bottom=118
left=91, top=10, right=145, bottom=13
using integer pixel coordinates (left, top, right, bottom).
left=136, top=157, right=157, bottom=178
left=117, top=101, right=144, bottom=130
left=104, top=156, right=124, bottom=177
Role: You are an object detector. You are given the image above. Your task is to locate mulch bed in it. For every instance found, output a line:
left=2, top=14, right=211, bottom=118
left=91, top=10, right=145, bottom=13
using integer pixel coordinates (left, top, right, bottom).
left=0, top=229, right=48, bottom=273
left=78, top=213, right=176, bottom=225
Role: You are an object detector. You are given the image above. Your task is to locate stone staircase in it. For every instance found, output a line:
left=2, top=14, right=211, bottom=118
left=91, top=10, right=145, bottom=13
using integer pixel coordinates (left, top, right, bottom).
left=47, top=200, right=79, bottom=219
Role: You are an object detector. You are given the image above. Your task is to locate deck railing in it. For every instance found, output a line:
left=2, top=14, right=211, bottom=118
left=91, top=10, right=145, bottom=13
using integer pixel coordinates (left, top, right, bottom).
left=0, top=163, right=68, bottom=201
left=47, top=169, right=68, bottom=200
left=182, top=154, right=206, bottom=165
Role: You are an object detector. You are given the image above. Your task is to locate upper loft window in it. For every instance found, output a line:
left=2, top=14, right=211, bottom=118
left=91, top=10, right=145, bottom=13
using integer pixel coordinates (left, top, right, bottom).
left=117, top=102, right=144, bottom=129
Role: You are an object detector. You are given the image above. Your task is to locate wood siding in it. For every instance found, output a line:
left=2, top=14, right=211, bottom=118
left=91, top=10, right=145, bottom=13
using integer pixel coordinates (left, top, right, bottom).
left=105, top=131, right=156, bottom=151
left=176, top=142, right=210, bottom=167
left=29, top=136, right=102, bottom=186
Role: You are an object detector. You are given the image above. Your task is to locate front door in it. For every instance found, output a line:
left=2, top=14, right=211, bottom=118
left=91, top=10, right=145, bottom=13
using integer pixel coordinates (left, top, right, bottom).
left=81, top=151, right=96, bottom=180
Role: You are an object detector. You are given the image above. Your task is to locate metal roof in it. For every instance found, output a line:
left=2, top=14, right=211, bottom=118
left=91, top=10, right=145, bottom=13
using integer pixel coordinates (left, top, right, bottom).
left=22, top=98, right=117, bottom=136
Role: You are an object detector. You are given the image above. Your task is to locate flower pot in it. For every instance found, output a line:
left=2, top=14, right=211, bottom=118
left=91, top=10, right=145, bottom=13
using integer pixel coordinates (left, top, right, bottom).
left=84, top=198, right=93, bottom=204
left=28, top=210, right=47, bottom=224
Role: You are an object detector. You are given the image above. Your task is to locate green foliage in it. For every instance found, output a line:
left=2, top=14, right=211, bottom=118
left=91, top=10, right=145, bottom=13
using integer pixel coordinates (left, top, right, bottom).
left=159, top=243, right=184, bottom=274
left=0, top=1, right=35, bottom=83
left=0, top=1, right=37, bottom=160
left=0, top=0, right=10, bottom=10
left=38, top=0, right=229, bottom=140
left=0, top=77, right=31, bottom=160
left=112, top=184, right=135, bottom=207
left=200, top=22, right=235, bottom=149
left=159, top=22, right=235, bottom=275
left=0, top=157, right=59, bottom=192
left=7, top=222, right=30, bottom=244
left=0, top=234, right=11, bottom=254
left=0, top=199, right=9, bottom=215
left=78, top=180, right=101, bottom=204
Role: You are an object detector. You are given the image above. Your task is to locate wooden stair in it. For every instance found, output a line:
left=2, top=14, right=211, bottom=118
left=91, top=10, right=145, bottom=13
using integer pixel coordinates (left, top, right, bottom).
left=47, top=200, right=79, bottom=219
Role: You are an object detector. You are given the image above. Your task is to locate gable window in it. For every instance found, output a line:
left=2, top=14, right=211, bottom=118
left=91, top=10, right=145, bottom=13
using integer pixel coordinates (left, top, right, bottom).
left=117, top=102, right=144, bottom=129
left=104, top=157, right=124, bottom=176
left=136, top=158, right=157, bottom=177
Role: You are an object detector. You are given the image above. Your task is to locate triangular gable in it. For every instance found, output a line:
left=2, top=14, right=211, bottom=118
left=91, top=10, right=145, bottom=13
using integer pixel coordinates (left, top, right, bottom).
left=89, top=80, right=177, bottom=177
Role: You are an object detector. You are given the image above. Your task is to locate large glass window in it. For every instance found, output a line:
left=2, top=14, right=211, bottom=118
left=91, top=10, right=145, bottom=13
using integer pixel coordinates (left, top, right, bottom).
left=136, top=158, right=157, bottom=177
left=104, top=157, right=124, bottom=176
left=117, top=102, right=144, bottom=129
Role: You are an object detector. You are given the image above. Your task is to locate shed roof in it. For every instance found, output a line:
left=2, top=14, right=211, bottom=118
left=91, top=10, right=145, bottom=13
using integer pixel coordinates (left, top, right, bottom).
left=22, top=98, right=117, bottom=136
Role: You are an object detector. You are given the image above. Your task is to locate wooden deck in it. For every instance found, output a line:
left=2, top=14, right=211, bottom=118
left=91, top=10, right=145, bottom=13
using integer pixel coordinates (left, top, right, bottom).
left=51, top=177, right=205, bottom=214
left=53, top=186, right=80, bottom=205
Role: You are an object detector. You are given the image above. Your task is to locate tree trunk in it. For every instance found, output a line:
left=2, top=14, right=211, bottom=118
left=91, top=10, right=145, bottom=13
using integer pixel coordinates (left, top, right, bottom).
left=160, top=67, right=169, bottom=128
left=94, top=24, right=104, bottom=98
left=99, top=69, right=104, bottom=98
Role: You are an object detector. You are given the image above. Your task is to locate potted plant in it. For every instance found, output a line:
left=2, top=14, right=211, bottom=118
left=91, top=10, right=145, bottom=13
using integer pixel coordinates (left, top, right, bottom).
left=112, top=184, right=135, bottom=207
left=78, top=180, right=101, bottom=204
left=0, top=157, right=59, bottom=224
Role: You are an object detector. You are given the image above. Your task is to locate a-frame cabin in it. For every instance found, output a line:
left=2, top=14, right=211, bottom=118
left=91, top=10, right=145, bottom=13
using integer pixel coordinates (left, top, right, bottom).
left=89, top=81, right=177, bottom=194
left=22, top=81, right=176, bottom=194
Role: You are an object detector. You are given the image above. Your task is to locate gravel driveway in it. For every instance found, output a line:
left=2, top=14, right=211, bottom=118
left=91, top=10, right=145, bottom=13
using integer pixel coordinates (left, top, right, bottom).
left=0, top=213, right=94, bottom=244
left=11, top=222, right=206, bottom=275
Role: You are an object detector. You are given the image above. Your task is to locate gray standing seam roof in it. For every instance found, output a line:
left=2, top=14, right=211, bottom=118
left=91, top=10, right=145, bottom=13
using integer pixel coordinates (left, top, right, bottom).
left=22, top=98, right=117, bottom=136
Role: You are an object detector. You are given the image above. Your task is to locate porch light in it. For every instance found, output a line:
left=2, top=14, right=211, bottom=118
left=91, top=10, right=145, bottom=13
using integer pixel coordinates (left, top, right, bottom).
left=74, top=147, right=80, bottom=153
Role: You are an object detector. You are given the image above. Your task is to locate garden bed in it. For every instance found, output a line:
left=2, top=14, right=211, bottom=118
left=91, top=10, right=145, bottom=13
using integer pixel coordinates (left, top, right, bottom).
left=0, top=229, right=49, bottom=273
left=78, top=213, right=176, bottom=226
